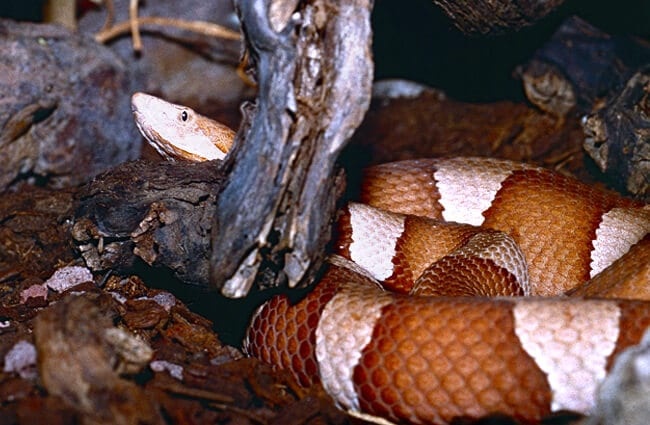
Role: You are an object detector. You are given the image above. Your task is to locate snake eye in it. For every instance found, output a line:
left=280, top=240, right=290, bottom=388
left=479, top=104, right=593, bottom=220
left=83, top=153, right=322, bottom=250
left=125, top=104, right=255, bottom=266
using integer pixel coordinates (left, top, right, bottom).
left=181, top=110, right=188, bottom=121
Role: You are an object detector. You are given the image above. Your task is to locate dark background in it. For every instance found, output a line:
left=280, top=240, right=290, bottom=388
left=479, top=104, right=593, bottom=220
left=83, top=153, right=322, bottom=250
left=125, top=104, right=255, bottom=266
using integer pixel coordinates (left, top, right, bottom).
left=2, top=0, right=649, bottom=103
left=372, top=0, right=650, bottom=101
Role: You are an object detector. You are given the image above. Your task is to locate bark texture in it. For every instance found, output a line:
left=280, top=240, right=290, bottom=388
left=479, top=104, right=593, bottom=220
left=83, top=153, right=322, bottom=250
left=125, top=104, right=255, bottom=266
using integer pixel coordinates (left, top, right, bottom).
left=518, top=16, right=650, bottom=117
left=582, top=69, right=650, bottom=200
left=209, top=0, right=373, bottom=297
left=432, top=0, right=565, bottom=34
left=517, top=17, right=650, bottom=199
left=72, top=160, right=225, bottom=285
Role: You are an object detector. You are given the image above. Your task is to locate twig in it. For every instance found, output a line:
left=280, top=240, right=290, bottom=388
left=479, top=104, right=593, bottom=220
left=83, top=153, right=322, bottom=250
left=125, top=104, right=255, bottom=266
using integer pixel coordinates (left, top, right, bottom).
left=99, top=0, right=115, bottom=33
left=129, top=0, right=142, bottom=52
left=95, top=16, right=241, bottom=45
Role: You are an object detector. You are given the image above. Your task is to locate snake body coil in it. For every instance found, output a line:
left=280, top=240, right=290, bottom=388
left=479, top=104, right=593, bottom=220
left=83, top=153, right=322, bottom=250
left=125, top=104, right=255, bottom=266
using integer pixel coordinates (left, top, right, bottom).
left=129, top=95, right=650, bottom=423
left=245, top=157, right=650, bottom=424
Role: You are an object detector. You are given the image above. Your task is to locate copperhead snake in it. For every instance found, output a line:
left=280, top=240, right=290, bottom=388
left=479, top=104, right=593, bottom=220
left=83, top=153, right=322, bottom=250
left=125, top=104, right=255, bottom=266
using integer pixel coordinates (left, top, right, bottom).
left=131, top=92, right=650, bottom=424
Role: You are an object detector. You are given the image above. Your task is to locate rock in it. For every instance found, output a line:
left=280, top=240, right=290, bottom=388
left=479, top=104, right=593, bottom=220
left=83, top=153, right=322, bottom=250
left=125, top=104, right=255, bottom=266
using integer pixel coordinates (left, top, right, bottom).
left=584, top=328, right=650, bottom=425
left=0, top=19, right=140, bottom=191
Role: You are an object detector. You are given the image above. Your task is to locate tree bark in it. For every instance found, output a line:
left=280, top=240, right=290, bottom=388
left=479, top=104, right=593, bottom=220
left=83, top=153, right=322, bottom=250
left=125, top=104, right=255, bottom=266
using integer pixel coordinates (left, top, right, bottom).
left=433, top=0, right=565, bottom=34
left=209, top=0, right=373, bottom=297
left=582, top=68, right=650, bottom=200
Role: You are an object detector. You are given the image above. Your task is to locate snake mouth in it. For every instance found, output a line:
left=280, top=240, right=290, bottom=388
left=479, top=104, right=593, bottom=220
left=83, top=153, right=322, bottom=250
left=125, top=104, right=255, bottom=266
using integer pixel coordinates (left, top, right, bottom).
left=132, top=113, right=174, bottom=161
left=132, top=112, right=156, bottom=144
left=133, top=116, right=214, bottom=162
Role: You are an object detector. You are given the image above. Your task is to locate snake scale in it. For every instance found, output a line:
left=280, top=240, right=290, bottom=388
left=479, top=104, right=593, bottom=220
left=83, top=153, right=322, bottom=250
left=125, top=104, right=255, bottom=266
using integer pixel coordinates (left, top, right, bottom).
left=132, top=92, right=650, bottom=424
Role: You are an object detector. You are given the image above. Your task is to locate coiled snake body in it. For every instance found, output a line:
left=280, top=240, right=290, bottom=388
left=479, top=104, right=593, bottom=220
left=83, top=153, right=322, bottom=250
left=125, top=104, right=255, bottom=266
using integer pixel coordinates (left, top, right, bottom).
left=132, top=93, right=650, bottom=424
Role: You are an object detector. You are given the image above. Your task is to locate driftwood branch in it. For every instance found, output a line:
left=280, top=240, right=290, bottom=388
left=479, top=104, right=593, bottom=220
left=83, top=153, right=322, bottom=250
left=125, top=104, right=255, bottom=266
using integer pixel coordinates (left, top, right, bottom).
left=210, top=0, right=373, bottom=297
left=517, top=17, right=650, bottom=199
left=582, top=68, right=650, bottom=200
left=433, top=0, right=565, bottom=34
left=72, top=160, right=225, bottom=285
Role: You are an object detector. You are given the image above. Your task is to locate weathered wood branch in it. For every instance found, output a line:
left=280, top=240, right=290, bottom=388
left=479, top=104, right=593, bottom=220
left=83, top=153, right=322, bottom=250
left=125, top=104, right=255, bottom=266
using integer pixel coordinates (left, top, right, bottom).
left=433, top=0, right=565, bottom=34
left=72, top=160, right=225, bottom=284
left=517, top=17, right=650, bottom=199
left=582, top=67, right=650, bottom=200
left=209, top=0, right=373, bottom=297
